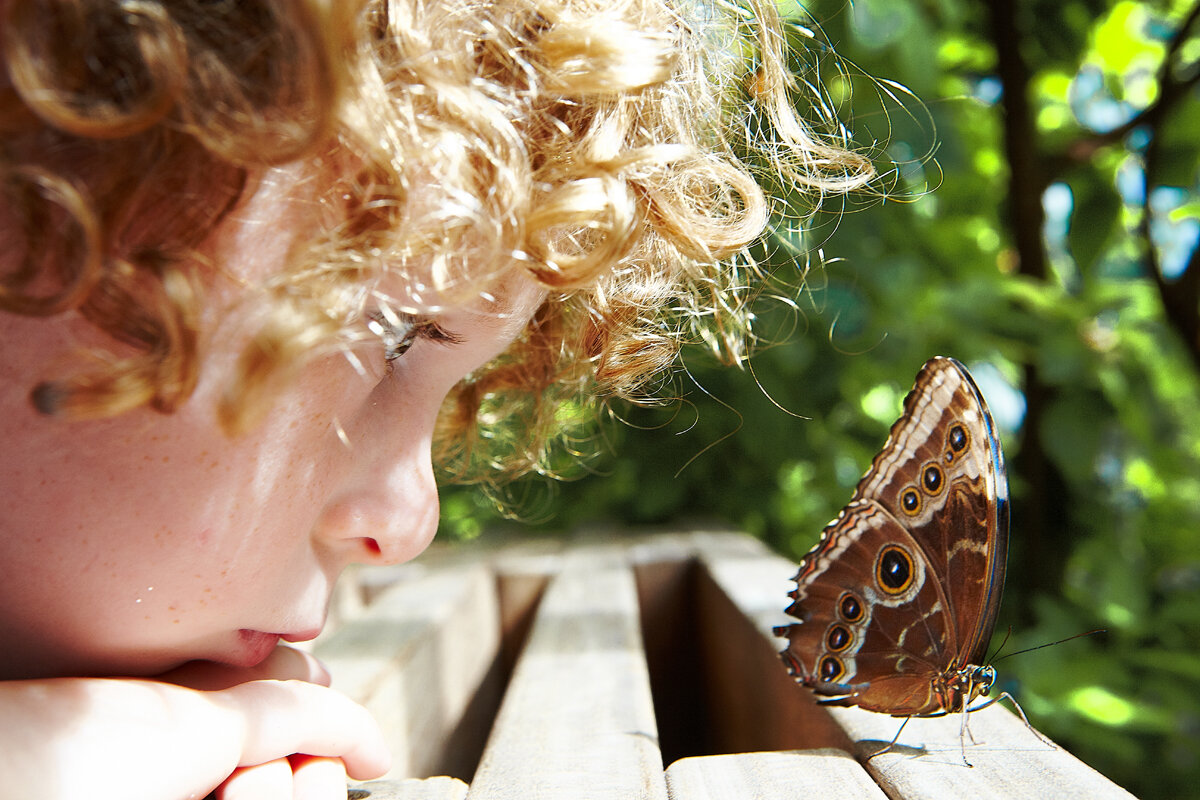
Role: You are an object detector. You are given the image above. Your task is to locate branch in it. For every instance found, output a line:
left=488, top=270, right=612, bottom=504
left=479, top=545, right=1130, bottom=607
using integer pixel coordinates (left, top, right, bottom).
left=987, top=0, right=1047, bottom=279
left=1055, top=1, right=1200, bottom=169
left=1141, top=126, right=1200, bottom=370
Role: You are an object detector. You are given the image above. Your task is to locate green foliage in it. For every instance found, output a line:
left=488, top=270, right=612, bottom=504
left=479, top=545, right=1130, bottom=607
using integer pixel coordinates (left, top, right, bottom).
left=441, top=1, right=1200, bottom=795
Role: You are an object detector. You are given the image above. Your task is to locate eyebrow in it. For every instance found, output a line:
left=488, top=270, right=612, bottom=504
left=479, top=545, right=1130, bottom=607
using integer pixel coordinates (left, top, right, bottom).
left=373, top=266, right=536, bottom=338
left=478, top=278, right=513, bottom=315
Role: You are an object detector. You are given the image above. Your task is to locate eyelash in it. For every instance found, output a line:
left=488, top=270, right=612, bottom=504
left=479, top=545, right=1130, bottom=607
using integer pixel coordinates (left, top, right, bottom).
left=367, top=312, right=462, bottom=362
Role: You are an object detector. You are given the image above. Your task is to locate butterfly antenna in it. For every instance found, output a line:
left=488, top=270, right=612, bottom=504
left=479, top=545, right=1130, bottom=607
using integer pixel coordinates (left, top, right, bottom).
left=985, top=626, right=1014, bottom=664
left=993, top=629, right=1106, bottom=663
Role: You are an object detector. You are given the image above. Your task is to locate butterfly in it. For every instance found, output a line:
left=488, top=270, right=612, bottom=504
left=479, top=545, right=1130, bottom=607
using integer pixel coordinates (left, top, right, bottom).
left=774, top=357, right=1010, bottom=723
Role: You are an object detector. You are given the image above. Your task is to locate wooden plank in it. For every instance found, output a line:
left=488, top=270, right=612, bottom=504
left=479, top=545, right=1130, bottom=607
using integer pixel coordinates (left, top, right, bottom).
left=690, top=544, right=795, bottom=643
left=691, top=539, right=1137, bottom=799
left=664, top=749, right=889, bottom=799
left=320, top=532, right=1135, bottom=798
left=350, top=776, right=469, bottom=800
left=467, top=548, right=668, bottom=800
left=627, top=529, right=776, bottom=566
left=826, top=704, right=1138, bottom=800
left=693, top=548, right=856, bottom=753
left=314, top=563, right=501, bottom=780
left=350, top=776, right=468, bottom=800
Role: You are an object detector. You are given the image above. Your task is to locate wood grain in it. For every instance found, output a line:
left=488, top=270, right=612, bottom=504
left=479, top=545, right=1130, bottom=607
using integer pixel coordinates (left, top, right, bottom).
left=827, top=703, right=1138, bottom=800
left=665, top=749, right=888, bottom=799
left=466, top=547, right=667, bottom=800
left=350, top=776, right=469, bottom=800
left=315, top=563, right=501, bottom=780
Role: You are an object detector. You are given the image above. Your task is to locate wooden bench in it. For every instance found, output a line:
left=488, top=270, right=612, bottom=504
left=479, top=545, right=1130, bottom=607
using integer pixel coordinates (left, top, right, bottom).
left=312, top=531, right=1136, bottom=800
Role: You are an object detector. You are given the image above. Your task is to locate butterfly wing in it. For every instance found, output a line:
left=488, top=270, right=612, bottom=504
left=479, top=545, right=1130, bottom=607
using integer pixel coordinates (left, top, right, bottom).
left=854, top=357, right=1009, bottom=667
left=776, top=357, right=1009, bottom=715
left=778, top=498, right=960, bottom=714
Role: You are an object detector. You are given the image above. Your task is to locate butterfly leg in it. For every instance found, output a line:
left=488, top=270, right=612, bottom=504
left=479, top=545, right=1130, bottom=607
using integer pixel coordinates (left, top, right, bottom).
left=971, top=691, right=1057, bottom=751
left=957, top=703, right=977, bottom=767
left=865, top=716, right=912, bottom=761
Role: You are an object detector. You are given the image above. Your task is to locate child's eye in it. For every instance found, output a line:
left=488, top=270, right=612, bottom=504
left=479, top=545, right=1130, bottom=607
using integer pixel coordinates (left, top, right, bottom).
left=367, top=312, right=420, bottom=361
left=366, top=311, right=461, bottom=362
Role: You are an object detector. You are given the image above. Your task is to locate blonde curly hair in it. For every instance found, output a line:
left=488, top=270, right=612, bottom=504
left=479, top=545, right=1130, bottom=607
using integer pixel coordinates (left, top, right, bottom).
left=1, top=0, right=872, bottom=483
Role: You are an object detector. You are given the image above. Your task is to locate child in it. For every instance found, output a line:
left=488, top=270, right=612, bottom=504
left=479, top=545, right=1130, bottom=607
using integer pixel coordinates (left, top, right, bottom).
left=0, top=0, right=872, bottom=797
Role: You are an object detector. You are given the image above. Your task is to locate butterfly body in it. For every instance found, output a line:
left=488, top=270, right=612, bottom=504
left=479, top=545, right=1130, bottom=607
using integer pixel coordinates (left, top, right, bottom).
left=775, top=357, right=1009, bottom=718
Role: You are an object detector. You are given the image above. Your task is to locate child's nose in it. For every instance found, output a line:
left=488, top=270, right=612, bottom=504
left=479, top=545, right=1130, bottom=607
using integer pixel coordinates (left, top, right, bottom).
left=312, top=450, right=440, bottom=566
left=311, top=384, right=442, bottom=567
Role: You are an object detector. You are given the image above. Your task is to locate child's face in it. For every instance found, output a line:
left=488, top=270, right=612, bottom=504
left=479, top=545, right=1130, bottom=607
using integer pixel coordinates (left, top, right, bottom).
left=0, top=168, right=545, bottom=680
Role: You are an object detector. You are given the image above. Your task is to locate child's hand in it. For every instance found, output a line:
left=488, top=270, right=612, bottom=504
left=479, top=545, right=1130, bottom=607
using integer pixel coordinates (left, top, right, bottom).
left=159, top=644, right=387, bottom=799
left=205, top=676, right=389, bottom=799
left=0, top=646, right=390, bottom=800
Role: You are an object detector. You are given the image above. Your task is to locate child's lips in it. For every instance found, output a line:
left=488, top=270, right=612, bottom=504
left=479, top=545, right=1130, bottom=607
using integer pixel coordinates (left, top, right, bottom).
left=224, top=625, right=322, bottom=667
left=281, top=628, right=322, bottom=644
left=231, top=629, right=282, bottom=667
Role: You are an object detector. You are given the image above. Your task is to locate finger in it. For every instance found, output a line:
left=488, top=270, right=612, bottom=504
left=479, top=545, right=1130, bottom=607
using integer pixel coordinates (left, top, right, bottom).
left=216, top=758, right=292, bottom=800
left=288, top=755, right=349, bottom=800
left=160, top=645, right=331, bottom=691
left=219, top=680, right=390, bottom=780
left=254, top=646, right=332, bottom=686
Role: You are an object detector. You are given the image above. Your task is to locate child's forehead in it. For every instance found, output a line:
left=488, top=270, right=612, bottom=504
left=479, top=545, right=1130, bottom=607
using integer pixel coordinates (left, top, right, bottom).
left=214, top=162, right=538, bottom=315
left=201, top=163, right=327, bottom=287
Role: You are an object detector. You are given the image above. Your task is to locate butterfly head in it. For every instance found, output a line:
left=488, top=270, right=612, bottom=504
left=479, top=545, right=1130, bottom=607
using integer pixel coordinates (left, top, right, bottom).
left=944, top=663, right=997, bottom=711
left=973, top=664, right=997, bottom=697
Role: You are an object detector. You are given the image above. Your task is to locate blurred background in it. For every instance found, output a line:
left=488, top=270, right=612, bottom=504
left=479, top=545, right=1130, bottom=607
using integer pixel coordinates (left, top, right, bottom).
left=440, top=1, right=1200, bottom=796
